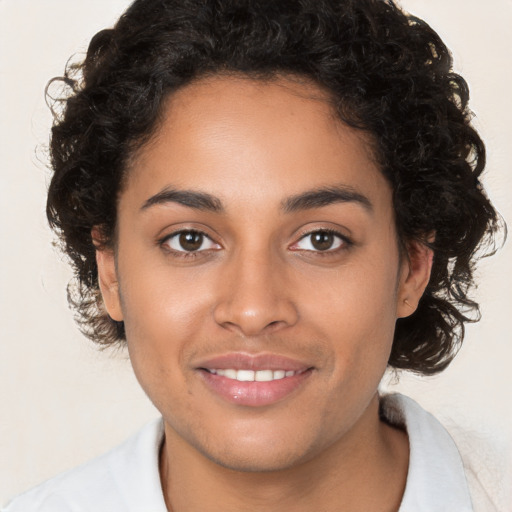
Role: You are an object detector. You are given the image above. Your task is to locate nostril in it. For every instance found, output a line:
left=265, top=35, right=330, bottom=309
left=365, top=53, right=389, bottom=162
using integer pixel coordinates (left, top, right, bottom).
left=264, top=320, right=288, bottom=332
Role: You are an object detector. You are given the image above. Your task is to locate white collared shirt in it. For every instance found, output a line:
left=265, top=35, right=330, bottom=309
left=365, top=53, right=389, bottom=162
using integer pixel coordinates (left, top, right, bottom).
left=2, top=394, right=477, bottom=511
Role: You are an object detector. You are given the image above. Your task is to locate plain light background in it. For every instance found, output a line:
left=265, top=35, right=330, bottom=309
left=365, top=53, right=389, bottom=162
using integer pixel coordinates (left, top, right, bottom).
left=1, top=0, right=511, bottom=508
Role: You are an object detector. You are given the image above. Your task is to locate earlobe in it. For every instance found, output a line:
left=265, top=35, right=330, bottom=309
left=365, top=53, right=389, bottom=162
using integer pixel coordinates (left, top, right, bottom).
left=92, top=228, right=123, bottom=322
left=396, top=240, right=434, bottom=319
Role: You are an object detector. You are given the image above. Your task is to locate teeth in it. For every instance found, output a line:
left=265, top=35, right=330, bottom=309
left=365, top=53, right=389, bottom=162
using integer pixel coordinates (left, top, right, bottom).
left=255, top=370, right=273, bottom=382
left=224, top=369, right=238, bottom=379
left=211, top=369, right=298, bottom=381
left=236, top=370, right=254, bottom=381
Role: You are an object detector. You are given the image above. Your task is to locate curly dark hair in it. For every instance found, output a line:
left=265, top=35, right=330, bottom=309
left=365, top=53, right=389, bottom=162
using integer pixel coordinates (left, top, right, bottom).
left=46, top=0, right=501, bottom=375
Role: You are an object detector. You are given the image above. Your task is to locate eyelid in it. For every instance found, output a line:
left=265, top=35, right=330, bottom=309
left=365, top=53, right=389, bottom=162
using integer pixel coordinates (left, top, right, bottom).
left=159, top=229, right=221, bottom=253
left=157, top=226, right=352, bottom=257
left=289, top=228, right=352, bottom=252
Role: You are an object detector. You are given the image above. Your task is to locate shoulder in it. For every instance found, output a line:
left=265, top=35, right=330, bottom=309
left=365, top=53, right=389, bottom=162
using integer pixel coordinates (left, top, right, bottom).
left=2, top=419, right=167, bottom=512
left=381, top=393, right=502, bottom=512
left=381, top=393, right=474, bottom=512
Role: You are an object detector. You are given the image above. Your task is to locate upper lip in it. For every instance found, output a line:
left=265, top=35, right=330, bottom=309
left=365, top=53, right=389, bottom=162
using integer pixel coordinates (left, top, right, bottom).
left=195, top=352, right=312, bottom=372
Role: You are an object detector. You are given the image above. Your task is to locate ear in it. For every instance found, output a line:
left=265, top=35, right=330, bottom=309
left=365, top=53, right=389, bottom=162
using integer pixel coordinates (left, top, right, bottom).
left=396, top=239, right=434, bottom=319
left=92, top=227, right=123, bottom=322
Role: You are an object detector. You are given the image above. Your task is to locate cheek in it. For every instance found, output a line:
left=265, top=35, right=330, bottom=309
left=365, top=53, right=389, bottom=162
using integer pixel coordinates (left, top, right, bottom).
left=298, top=257, right=399, bottom=377
left=116, top=256, right=216, bottom=389
left=119, top=245, right=213, bottom=333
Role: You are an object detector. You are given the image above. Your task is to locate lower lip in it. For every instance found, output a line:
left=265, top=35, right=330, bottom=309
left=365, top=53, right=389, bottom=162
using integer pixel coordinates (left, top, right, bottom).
left=199, top=369, right=313, bottom=407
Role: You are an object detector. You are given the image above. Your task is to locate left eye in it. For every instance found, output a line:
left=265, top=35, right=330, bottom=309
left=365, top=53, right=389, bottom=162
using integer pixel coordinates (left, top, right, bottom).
left=163, top=230, right=219, bottom=252
left=292, top=230, right=345, bottom=252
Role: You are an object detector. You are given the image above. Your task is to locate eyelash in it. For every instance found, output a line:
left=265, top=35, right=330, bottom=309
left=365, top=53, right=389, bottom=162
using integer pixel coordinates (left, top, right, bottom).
left=291, top=228, right=353, bottom=256
left=158, top=228, right=352, bottom=259
left=159, top=229, right=219, bottom=260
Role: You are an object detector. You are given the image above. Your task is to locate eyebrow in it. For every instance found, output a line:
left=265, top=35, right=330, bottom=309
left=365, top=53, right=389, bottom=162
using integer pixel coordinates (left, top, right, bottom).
left=282, top=185, right=373, bottom=213
left=141, top=187, right=224, bottom=212
left=141, top=184, right=373, bottom=214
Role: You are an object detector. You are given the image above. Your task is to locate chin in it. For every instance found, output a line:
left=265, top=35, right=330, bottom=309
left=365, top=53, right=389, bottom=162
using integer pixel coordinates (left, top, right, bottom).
left=201, top=446, right=309, bottom=473
left=188, top=426, right=326, bottom=474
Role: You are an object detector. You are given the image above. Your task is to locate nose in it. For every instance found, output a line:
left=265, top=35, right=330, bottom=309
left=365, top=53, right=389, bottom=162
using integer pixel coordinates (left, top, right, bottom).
left=213, top=250, right=299, bottom=337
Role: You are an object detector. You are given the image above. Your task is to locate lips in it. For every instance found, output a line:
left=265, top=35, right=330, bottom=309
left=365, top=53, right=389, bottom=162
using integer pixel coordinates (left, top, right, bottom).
left=196, top=353, right=313, bottom=407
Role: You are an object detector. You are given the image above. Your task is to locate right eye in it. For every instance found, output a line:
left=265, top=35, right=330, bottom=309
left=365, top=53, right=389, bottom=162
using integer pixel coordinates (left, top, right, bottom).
left=162, top=230, right=220, bottom=253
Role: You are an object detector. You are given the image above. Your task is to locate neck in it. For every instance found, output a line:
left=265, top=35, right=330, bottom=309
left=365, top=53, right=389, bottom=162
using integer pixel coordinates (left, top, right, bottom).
left=159, top=394, right=408, bottom=512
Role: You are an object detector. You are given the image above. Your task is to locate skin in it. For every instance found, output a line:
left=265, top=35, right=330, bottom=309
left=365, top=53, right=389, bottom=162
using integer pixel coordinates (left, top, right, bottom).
left=96, top=76, right=433, bottom=511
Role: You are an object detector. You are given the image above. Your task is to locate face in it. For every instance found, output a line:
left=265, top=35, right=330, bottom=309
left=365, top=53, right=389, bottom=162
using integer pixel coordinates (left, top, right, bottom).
left=97, top=76, right=430, bottom=472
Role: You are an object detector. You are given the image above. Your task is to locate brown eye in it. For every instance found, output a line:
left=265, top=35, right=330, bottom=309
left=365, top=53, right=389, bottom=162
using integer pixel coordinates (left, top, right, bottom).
left=179, top=231, right=204, bottom=251
left=291, top=230, right=346, bottom=253
left=164, top=230, right=219, bottom=253
left=310, top=231, right=335, bottom=251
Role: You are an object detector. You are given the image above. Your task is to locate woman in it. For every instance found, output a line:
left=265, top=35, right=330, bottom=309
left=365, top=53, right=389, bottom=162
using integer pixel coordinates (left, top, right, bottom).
left=2, top=0, right=503, bottom=510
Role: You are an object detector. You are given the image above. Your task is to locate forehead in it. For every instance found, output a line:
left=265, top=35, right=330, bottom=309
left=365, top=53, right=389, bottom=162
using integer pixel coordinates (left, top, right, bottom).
left=125, top=75, right=390, bottom=213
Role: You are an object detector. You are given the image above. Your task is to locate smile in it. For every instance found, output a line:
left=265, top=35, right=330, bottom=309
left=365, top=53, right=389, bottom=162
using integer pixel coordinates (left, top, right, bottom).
left=208, top=369, right=299, bottom=381
left=195, top=353, right=314, bottom=406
